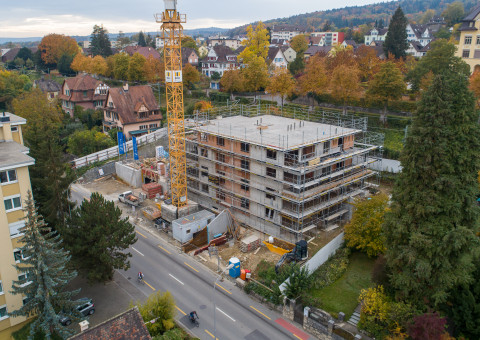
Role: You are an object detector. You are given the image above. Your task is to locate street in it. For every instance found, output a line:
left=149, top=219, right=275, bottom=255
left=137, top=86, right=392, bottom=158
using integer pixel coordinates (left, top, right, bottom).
left=69, top=183, right=310, bottom=340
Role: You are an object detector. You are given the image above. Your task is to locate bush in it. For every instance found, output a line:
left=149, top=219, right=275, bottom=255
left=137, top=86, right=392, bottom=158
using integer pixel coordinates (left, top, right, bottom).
left=209, top=91, right=230, bottom=102
left=310, top=247, right=350, bottom=291
left=234, top=97, right=252, bottom=104
left=12, top=321, right=63, bottom=340
left=190, top=90, right=207, bottom=99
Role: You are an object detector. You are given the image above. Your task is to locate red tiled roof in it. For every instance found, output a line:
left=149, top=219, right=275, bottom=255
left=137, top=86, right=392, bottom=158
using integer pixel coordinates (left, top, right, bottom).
left=124, top=46, right=161, bottom=60
left=105, top=85, right=161, bottom=125
left=58, top=74, right=107, bottom=103
left=69, top=307, right=151, bottom=340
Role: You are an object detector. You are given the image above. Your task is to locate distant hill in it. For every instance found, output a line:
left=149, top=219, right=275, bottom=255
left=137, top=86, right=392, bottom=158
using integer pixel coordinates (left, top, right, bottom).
left=0, top=27, right=228, bottom=45
left=229, top=0, right=478, bottom=35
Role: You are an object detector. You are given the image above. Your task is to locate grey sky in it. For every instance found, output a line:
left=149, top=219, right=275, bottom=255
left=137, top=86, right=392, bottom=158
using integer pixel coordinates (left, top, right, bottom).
left=1, top=0, right=382, bottom=38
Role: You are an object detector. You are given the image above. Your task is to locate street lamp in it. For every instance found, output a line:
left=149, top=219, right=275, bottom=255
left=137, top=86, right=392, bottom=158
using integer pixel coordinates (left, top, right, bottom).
left=213, top=263, right=233, bottom=339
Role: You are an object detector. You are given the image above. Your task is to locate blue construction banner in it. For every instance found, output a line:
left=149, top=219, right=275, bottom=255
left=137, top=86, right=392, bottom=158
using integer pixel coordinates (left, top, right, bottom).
left=133, top=136, right=139, bottom=160
left=118, top=131, right=125, bottom=155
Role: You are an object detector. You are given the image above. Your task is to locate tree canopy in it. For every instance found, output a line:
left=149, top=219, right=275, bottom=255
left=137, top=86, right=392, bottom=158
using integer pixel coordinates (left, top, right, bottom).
left=38, top=34, right=79, bottom=66
left=383, top=6, right=408, bottom=59
left=90, top=25, right=112, bottom=57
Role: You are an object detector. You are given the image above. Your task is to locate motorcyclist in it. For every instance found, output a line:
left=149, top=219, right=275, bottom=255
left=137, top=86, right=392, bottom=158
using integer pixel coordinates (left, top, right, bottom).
left=189, top=311, right=198, bottom=322
left=138, top=272, right=144, bottom=281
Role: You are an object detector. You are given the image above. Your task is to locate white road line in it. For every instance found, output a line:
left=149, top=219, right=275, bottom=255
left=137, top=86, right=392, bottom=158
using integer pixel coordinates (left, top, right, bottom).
left=132, top=247, right=144, bottom=257
left=169, top=274, right=184, bottom=285
left=217, top=307, right=236, bottom=322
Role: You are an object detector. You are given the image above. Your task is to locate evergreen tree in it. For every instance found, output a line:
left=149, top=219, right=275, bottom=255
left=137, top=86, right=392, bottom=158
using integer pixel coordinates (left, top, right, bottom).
left=57, top=53, right=74, bottom=76
left=63, top=193, right=137, bottom=282
left=384, top=6, right=408, bottom=59
left=10, top=192, right=81, bottom=339
left=138, top=31, right=147, bottom=47
left=90, top=25, right=112, bottom=57
left=384, top=70, right=480, bottom=309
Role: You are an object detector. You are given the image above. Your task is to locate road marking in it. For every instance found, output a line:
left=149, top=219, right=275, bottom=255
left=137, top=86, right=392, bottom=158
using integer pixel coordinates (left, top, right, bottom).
left=169, top=274, right=184, bottom=285
left=175, top=306, right=186, bottom=315
left=132, top=247, right=144, bottom=257
left=215, top=283, right=232, bottom=295
left=70, top=188, right=78, bottom=193
left=250, top=306, right=271, bottom=320
left=143, top=280, right=156, bottom=291
left=158, top=245, right=171, bottom=254
left=216, top=307, right=235, bottom=322
left=204, top=329, right=218, bottom=339
left=184, top=262, right=199, bottom=272
left=293, top=334, right=303, bottom=340
left=136, top=230, right=147, bottom=239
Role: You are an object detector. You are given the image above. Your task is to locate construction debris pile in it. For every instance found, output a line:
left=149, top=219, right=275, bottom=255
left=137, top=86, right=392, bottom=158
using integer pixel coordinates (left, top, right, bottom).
left=240, top=235, right=261, bottom=253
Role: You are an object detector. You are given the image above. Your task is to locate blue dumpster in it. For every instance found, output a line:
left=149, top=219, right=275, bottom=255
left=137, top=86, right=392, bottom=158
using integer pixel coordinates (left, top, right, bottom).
left=229, top=257, right=241, bottom=278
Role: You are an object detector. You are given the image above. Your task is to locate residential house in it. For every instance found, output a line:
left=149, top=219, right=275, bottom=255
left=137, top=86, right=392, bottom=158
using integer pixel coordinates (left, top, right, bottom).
left=201, top=45, right=240, bottom=78
left=271, top=39, right=289, bottom=46
left=455, top=3, right=480, bottom=73
left=69, top=307, right=151, bottom=340
left=59, top=74, right=109, bottom=117
left=33, top=78, right=61, bottom=101
left=406, top=41, right=431, bottom=58
left=364, top=28, right=388, bottom=46
left=310, top=32, right=345, bottom=46
left=281, top=46, right=297, bottom=63
left=208, top=37, right=241, bottom=50
left=0, top=112, right=35, bottom=338
left=181, top=47, right=199, bottom=66
left=267, top=47, right=288, bottom=69
left=124, top=46, right=161, bottom=60
left=1, top=47, right=37, bottom=63
left=103, top=84, right=162, bottom=139
left=155, top=37, right=164, bottom=49
left=271, top=25, right=304, bottom=41
left=304, top=46, right=332, bottom=60
left=340, top=40, right=358, bottom=49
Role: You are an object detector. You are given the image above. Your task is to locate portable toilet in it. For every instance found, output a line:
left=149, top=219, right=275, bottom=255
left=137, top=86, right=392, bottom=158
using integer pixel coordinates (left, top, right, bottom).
left=229, top=257, right=241, bottom=278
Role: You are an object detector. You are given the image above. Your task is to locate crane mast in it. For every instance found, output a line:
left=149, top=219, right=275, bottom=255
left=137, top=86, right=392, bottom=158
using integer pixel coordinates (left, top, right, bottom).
left=156, top=0, right=187, bottom=208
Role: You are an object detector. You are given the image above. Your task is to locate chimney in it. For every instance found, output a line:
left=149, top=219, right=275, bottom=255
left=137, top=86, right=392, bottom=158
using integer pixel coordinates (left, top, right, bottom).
left=123, top=83, right=129, bottom=92
left=0, top=112, right=10, bottom=122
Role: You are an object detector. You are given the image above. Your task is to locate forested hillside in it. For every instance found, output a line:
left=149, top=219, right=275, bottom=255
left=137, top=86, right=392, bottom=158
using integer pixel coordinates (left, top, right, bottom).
left=229, top=0, right=477, bottom=35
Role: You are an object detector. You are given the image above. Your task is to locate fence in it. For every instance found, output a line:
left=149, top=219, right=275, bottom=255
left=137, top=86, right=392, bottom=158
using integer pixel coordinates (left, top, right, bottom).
left=72, top=128, right=168, bottom=169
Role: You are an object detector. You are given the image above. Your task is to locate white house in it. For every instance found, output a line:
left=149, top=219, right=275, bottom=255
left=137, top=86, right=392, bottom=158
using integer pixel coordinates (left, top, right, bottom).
left=267, top=47, right=288, bottom=69
left=201, top=45, right=240, bottom=78
left=364, top=28, right=388, bottom=46
left=281, top=46, right=297, bottom=63
left=155, top=37, right=165, bottom=49
left=271, top=25, right=304, bottom=41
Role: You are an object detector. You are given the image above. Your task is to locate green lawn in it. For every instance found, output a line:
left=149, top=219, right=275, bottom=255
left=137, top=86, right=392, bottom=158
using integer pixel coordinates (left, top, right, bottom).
left=309, top=252, right=375, bottom=319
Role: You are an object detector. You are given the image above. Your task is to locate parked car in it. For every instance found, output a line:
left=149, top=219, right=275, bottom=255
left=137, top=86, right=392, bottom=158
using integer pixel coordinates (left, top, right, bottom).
left=59, top=298, right=95, bottom=326
left=118, top=191, right=143, bottom=207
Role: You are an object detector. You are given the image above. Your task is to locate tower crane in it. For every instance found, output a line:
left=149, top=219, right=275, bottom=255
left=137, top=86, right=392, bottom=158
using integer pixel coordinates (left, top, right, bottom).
left=156, top=0, right=188, bottom=208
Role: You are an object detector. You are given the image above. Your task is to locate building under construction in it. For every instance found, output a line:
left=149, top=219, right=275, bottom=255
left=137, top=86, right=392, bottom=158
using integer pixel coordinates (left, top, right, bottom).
left=185, top=105, right=382, bottom=241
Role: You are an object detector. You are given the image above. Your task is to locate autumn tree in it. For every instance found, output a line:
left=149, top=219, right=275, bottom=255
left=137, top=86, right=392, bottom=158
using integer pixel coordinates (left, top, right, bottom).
left=143, top=55, right=163, bottom=83
left=183, top=63, right=200, bottom=89
left=239, top=21, right=270, bottom=63
left=0, top=69, right=32, bottom=109
left=220, top=69, right=245, bottom=98
left=70, top=53, right=91, bottom=73
left=194, top=101, right=213, bottom=112
left=327, top=45, right=356, bottom=70
left=181, top=36, right=198, bottom=54
left=297, top=55, right=329, bottom=106
left=419, top=9, right=436, bottom=24
left=67, top=129, right=115, bottom=156
left=128, top=52, right=146, bottom=82
left=367, top=61, right=406, bottom=123
left=135, top=291, right=176, bottom=336
left=344, top=194, right=388, bottom=257
left=116, top=31, right=131, bottom=49
left=384, top=70, right=480, bottom=309
left=38, top=34, right=79, bottom=66
left=113, top=53, right=130, bottom=80
left=266, top=68, right=295, bottom=107
left=243, top=56, right=269, bottom=94
left=290, top=34, right=308, bottom=54
left=384, top=7, right=408, bottom=59
left=330, top=65, right=362, bottom=113
left=89, top=55, right=108, bottom=75
left=356, top=45, right=381, bottom=81
left=90, top=25, right=112, bottom=57
left=470, top=71, right=480, bottom=107
left=442, top=1, right=464, bottom=26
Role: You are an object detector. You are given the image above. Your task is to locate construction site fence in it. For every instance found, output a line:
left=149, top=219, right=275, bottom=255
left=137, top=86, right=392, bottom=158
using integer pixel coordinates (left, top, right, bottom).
left=72, top=128, right=168, bottom=169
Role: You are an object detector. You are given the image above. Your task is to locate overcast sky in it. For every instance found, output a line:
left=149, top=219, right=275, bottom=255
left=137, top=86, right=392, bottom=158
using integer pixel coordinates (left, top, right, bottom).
left=1, top=0, right=383, bottom=38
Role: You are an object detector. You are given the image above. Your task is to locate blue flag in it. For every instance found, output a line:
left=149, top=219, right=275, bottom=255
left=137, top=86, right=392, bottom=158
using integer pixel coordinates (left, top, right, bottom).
left=133, top=136, right=139, bottom=160
left=118, top=131, right=125, bottom=155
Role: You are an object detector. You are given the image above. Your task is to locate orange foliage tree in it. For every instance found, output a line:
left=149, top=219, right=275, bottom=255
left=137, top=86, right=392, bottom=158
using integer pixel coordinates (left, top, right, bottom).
left=220, top=69, right=245, bottom=98
left=90, top=55, right=108, bottom=75
left=70, top=54, right=91, bottom=73
left=143, top=55, right=163, bottom=83
left=38, top=34, right=79, bottom=66
left=470, top=71, right=480, bottom=107
left=356, top=45, right=381, bottom=81
left=266, top=68, right=296, bottom=107
left=330, top=65, right=362, bottom=114
left=297, top=55, right=329, bottom=106
left=183, top=63, right=200, bottom=89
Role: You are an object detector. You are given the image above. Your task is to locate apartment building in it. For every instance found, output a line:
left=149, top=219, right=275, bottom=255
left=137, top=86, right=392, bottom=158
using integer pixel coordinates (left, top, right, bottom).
left=310, top=32, right=345, bottom=46
left=455, top=4, right=480, bottom=73
left=185, top=111, right=379, bottom=241
left=0, top=112, right=34, bottom=337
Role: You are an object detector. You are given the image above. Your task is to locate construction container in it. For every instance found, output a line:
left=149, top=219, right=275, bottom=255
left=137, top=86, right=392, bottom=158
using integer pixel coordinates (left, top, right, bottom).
left=142, top=183, right=163, bottom=199
left=240, top=269, right=246, bottom=281
left=263, top=237, right=295, bottom=255
left=142, top=206, right=162, bottom=220
left=172, top=210, right=215, bottom=243
left=229, top=257, right=241, bottom=278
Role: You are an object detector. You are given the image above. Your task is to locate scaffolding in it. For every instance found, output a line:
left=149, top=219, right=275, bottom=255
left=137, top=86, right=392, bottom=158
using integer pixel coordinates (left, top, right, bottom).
left=185, top=104, right=383, bottom=241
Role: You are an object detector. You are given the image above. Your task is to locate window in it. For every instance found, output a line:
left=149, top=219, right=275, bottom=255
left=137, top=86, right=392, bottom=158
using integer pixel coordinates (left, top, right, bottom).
left=241, top=198, right=250, bottom=209
left=463, top=50, right=470, bottom=58
left=241, top=160, right=249, bottom=170
left=149, top=124, right=158, bottom=129
left=201, top=165, right=208, bottom=170
left=241, top=184, right=249, bottom=192
left=477, top=35, right=480, bottom=45
left=201, top=171, right=208, bottom=177
left=217, top=191, right=226, bottom=201
left=201, top=149, right=208, bottom=157
left=139, top=125, right=148, bottom=130
left=265, top=207, right=274, bottom=219
left=266, top=167, right=276, bottom=178
left=11, top=126, right=18, bottom=132
left=266, top=187, right=275, bottom=192
left=240, top=142, right=250, bottom=153
left=18, top=272, right=31, bottom=286
left=216, top=153, right=225, bottom=163
left=465, top=36, right=472, bottom=45
left=83, top=90, right=87, bottom=97
left=0, top=281, right=3, bottom=295
left=216, top=136, right=225, bottom=146
left=200, top=133, right=207, bottom=141
left=0, top=169, right=17, bottom=184
left=323, top=140, right=330, bottom=153
left=13, top=249, right=22, bottom=262
left=266, top=149, right=277, bottom=160
left=0, top=305, right=7, bottom=320
left=266, top=193, right=275, bottom=200
left=4, top=195, right=21, bottom=212
left=201, top=184, right=209, bottom=193
left=23, top=297, right=31, bottom=306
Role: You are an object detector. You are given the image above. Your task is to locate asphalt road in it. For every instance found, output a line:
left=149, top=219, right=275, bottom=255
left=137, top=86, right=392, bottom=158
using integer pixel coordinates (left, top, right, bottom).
left=69, top=183, right=311, bottom=340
